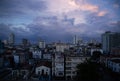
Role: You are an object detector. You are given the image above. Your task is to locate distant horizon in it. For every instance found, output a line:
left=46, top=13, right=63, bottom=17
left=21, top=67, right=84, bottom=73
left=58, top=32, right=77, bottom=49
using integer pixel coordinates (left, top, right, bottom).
left=1, top=30, right=120, bottom=44
left=1, top=32, right=102, bottom=44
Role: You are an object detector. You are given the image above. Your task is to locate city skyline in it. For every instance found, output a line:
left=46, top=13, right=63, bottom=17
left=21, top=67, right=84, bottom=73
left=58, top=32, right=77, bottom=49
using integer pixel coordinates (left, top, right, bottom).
left=0, top=0, right=120, bottom=43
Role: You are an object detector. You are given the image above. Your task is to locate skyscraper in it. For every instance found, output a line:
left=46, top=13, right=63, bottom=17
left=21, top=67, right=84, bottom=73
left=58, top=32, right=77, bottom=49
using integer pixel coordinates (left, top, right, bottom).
left=22, top=38, right=29, bottom=46
left=73, top=35, right=78, bottom=45
left=8, top=33, right=15, bottom=45
left=38, top=40, right=46, bottom=49
left=102, top=31, right=120, bottom=54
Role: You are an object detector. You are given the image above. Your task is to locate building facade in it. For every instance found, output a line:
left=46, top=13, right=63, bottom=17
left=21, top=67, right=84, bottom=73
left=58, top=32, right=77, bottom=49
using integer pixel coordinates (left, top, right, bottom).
left=8, top=33, right=15, bottom=45
left=65, top=55, right=90, bottom=80
left=102, top=31, right=120, bottom=54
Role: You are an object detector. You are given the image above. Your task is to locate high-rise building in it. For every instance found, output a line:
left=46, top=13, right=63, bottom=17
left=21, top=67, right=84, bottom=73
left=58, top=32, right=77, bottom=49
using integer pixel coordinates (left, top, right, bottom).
left=22, top=38, right=28, bottom=46
left=0, top=40, right=5, bottom=54
left=38, top=40, right=46, bottom=49
left=73, top=35, right=83, bottom=45
left=8, top=33, right=15, bottom=45
left=102, top=31, right=120, bottom=54
left=73, top=35, right=78, bottom=45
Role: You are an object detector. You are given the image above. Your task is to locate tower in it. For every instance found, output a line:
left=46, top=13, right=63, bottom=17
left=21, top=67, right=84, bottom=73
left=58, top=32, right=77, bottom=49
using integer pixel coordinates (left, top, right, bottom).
left=8, top=33, right=15, bottom=45
left=38, top=40, right=46, bottom=49
left=73, top=35, right=78, bottom=45
left=102, top=31, right=120, bottom=54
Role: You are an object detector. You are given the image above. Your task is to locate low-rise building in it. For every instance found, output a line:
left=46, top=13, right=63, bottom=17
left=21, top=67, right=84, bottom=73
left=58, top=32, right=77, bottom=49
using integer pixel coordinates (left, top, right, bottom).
left=12, top=64, right=32, bottom=80
left=107, top=59, right=120, bottom=73
left=32, top=49, right=42, bottom=59
left=35, top=61, right=51, bottom=80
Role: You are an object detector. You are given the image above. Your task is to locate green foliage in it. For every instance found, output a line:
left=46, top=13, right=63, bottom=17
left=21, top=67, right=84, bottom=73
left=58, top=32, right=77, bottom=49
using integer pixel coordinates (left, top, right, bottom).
left=75, top=61, right=100, bottom=81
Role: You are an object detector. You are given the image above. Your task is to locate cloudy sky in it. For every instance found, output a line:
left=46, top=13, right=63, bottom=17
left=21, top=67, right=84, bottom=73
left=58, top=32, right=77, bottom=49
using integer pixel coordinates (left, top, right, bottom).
left=0, top=0, right=120, bottom=43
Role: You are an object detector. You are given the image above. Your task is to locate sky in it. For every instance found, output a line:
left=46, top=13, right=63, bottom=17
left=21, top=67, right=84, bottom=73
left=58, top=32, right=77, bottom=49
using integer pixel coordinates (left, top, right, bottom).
left=0, top=0, right=120, bottom=43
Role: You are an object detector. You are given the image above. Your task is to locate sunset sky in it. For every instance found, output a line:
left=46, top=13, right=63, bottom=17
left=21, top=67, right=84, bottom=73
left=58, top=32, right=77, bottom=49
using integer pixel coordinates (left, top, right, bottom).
left=0, top=0, right=120, bottom=43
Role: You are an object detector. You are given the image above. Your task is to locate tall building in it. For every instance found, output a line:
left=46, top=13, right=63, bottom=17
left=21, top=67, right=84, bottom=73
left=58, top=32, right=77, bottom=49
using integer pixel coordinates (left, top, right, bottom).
left=8, top=33, right=15, bottom=45
left=73, top=35, right=83, bottom=45
left=102, top=31, right=120, bottom=54
left=22, top=38, right=29, bottom=46
left=73, top=35, right=78, bottom=45
left=0, top=40, right=5, bottom=54
left=38, top=40, right=46, bottom=49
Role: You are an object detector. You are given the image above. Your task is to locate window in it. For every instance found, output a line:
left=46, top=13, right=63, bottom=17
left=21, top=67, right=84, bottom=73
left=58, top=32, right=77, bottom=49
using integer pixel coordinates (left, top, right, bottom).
left=59, top=72, right=63, bottom=75
left=72, top=71, right=76, bottom=74
left=66, top=67, right=71, bottom=70
left=38, top=71, right=40, bottom=75
left=66, top=71, right=71, bottom=74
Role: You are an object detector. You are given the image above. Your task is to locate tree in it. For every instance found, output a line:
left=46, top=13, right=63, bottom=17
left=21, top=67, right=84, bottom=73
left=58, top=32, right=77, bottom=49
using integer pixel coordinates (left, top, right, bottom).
left=75, top=61, right=101, bottom=81
left=91, top=51, right=101, bottom=61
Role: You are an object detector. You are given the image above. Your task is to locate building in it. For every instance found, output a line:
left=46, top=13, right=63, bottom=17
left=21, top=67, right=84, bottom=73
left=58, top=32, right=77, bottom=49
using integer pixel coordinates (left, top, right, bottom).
left=35, top=61, right=52, bottom=80
left=107, top=58, right=120, bottom=73
left=73, top=35, right=78, bottom=45
left=38, top=40, right=46, bottom=49
left=90, top=48, right=103, bottom=56
left=22, top=38, right=29, bottom=46
left=52, top=52, right=65, bottom=79
left=13, top=48, right=30, bottom=64
left=102, top=31, right=120, bottom=54
left=43, top=53, right=51, bottom=60
left=32, top=49, right=42, bottom=59
left=12, top=64, right=31, bottom=80
left=8, top=33, right=15, bottom=45
left=73, top=35, right=83, bottom=45
left=111, top=47, right=120, bottom=55
left=0, top=40, right=5, bottom=54
left=54, top=42, right=69, bottom=52
left=0, top=57, right=3, bottom=68
left=65, top=54, right=90, bottom=80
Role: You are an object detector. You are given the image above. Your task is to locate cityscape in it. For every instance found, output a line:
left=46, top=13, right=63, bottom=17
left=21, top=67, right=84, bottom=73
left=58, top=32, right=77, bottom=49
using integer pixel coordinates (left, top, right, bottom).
left=0, top=0, right=120, bottom=81
left=0, top=31, right=120, bottom=81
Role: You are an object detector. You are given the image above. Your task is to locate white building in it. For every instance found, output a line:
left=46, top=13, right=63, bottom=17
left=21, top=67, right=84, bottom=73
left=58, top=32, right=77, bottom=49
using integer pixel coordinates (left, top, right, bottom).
left=38, top=40, right=46, bottom=49
left=65, top=55, right=90, bottom=80
left=90, top=48, right=103, bottom=56
left=54, top=43, right=69, bottom=52
left=107, top=58, right=120, bottom=73
left=32, top=50, right=42, bottom=59
left=73, top=35, right=78, bottom=45
left=35, top=61, right=51, bottom=80
left=36, top=66, right=50, bottom=75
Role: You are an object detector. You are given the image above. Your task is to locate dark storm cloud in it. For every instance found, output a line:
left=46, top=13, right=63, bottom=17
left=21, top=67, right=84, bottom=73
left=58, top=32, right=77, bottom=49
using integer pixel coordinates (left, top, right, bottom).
left=0, top=23, right=31, bottom=42
left=0, top=0, right=120, bottom=43
left=0, top=0, right=46, bottom=17
left=108, top=21, right=120, bottom=32
left=0, top=23, right=12, bottom=39
left=26, top=16, right=74, bottom=42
